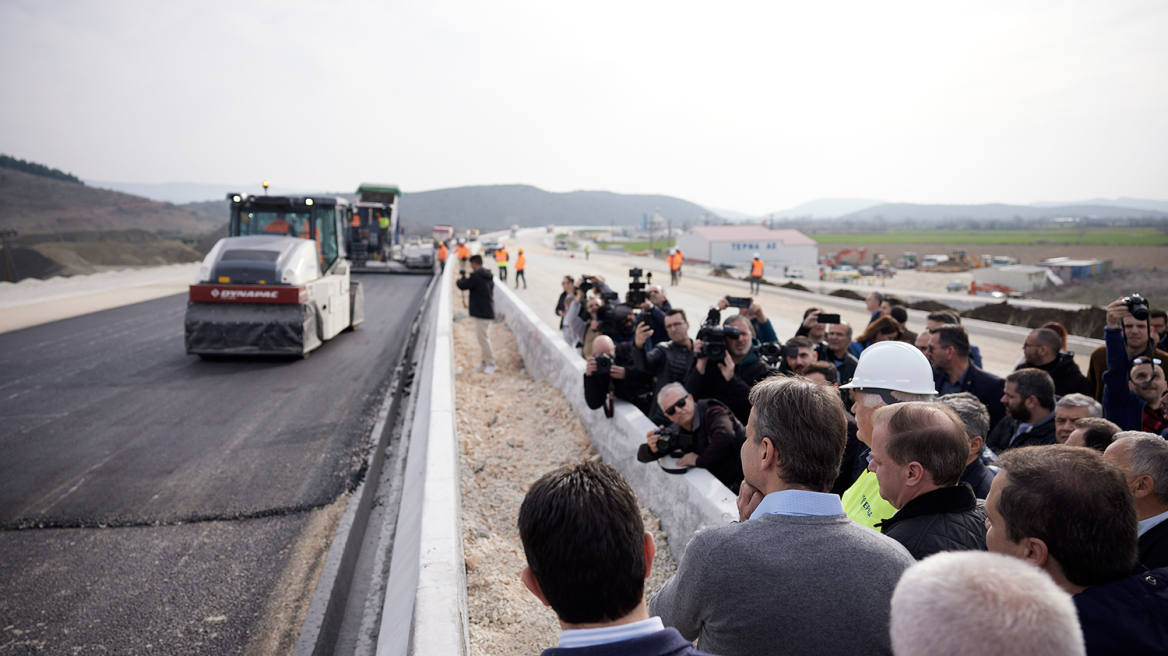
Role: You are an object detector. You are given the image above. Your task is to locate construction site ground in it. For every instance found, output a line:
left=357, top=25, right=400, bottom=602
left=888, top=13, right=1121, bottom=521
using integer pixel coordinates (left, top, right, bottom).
left=450, top=280, right=677, bottom=656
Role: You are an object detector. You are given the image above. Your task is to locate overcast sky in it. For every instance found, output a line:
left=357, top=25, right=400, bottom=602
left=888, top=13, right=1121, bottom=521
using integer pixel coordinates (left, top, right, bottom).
left=2, top=1, right=1166, bottom=215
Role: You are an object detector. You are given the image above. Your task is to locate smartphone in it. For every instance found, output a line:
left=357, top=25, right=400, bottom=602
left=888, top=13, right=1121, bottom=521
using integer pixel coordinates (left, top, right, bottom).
left=784, top=346, right=801, bottom=358
left=726, top=296, right=752, bottom=309
left=817, top=313, right=842, bottom=324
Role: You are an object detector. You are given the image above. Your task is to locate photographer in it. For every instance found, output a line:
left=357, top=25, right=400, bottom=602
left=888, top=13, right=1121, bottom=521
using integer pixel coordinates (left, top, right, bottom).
left=683, top=311, right=771, bottom=424
left=1102, top=299, right=1168, bottom=433
left=636, top=383, right=745, bottom=493
left=632, top=309, right=696, bottom=423
left=637, top=284, right=673, bottom=346
left=791, top=307, right=833, bottom=361
left=715, top=296, right=778, bottom=343
left=583, top=335, right=655, bottom=416
left=1087, top=294, right=1167, bottom=400
left=777, top=336, right=818, bottom=376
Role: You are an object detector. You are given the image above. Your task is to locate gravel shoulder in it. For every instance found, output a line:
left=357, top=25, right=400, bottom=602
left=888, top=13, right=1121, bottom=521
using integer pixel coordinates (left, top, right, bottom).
left=451, top=280, right=677, bottom=656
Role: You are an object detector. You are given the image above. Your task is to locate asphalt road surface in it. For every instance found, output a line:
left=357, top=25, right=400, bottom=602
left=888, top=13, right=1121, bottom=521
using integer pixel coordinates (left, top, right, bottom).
left=0, top=273, right=431, bottom=654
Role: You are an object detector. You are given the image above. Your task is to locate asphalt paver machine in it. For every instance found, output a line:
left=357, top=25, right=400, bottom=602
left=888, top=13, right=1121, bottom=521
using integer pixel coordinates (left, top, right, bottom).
left=349, top=183, right=402, bottom=272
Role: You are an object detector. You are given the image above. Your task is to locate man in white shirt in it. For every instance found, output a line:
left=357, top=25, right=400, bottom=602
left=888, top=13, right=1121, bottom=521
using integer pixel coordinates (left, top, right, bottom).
left=1104, top=433, right=1168, bottom=569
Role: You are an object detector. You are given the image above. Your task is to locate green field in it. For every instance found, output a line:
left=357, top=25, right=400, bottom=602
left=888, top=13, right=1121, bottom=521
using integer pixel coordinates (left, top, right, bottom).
left=807, top=228, right=1168, bottom=246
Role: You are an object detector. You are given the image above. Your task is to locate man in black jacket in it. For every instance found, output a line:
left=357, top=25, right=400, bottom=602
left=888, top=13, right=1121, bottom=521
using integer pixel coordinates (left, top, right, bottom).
left=637, top=383, right=745, bottom=493
left=632, top=309, right=695, bottom=424
left=938, top=392, right=997, bottom=499
left=456, top=254, right=496, bottom=374
left=1019, top=328, right=1091, bottom=396
left=986, top=445, right=1168, bottom=655
left=986, top=368, right=1057, bottom=454
left=683, top=314, right=770, bottom=425
left=868, top=402, right=987, bottom=559
left=1104, top=433, right=1168, bottom=570
left=928, top=325, right=1006, bottom=428
left=583, top=336, right=655, bottom=416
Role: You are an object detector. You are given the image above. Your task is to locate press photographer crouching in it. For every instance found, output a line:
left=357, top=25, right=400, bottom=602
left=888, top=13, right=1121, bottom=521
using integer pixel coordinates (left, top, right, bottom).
left=637, top=383, right=746, bottom=493
left=683, top=309, right=772, bottom=425
left=584, top=335, right=655, bottom=417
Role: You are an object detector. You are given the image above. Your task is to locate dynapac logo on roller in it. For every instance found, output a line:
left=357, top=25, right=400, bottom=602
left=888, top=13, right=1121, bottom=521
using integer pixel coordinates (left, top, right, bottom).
left=211, top=288, right=278, bottom=300
left=190, top=284, right=304, bottom=304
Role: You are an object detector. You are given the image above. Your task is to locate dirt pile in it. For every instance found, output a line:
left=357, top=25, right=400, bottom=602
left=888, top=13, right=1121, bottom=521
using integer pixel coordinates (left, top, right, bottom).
left=452, top=292, right=676, bottom=656
left=709, top=267, right=735, bottom=279
left=909, top=300, right=957, bottom=313
left=829, top=289, right=866, bottom=301
left=962, top=302, right=1107, bottom=339
left=782, top=282, right=810, bottom=292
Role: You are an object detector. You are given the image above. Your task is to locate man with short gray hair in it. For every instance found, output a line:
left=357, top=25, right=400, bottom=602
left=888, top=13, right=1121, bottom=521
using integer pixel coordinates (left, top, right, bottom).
left=1054, top=393, right=1103, bottom=444
left=1104, top=433, right=1168, bottom=569
left=890, top=551, right=1085, bottom=656
left=869, top=402, right=987, bottom=559
left=650, top=376, right=914, bottom=656
left=937, top=392, right=996, bottom=499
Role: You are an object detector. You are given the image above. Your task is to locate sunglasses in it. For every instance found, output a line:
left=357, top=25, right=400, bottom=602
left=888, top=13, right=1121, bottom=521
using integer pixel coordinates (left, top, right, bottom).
left=664, top=397, right=688, bottom=416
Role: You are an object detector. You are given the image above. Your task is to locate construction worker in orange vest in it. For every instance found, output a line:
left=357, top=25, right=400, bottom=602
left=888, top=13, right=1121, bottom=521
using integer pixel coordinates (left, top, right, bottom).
left=674, top=248, right=684, bottom=281
left=348, top=210, right=361, bottom=255
left=455, top=239, right=471, bottom=273
left=495, top=244, right=509, bottom=281
left=437, top=241, right=448, bottom=272
left=300, top=218, right=323, bottom=266
left=265, top=214, right=296, bottom=236
left=750, top=252, right=764, bottom=294
left=514, top=248, right=526, bottom=289
left=668, top=248, right=682, bottom=286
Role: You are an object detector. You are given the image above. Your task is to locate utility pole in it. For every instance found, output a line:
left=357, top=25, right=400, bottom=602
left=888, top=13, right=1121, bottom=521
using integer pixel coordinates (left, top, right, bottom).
left=1, top=229, right=17, bottom=282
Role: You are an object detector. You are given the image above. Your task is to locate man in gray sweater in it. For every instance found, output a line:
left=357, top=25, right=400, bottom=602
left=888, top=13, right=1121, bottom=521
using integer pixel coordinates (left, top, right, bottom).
left=649, top=376, right=916, bottom=656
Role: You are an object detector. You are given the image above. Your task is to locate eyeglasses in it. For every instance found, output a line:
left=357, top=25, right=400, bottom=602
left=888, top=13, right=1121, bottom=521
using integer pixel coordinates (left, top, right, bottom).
left=1133, top=358, right=1163, bottom=365
left=664, top=397, right=688, bottom=416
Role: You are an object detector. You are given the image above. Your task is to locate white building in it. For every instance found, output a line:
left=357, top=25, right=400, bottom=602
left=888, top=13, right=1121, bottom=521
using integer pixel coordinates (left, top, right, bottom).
left=674, top=226, right=817, bottom=274
left=975, top=264, right=1057, bottom=293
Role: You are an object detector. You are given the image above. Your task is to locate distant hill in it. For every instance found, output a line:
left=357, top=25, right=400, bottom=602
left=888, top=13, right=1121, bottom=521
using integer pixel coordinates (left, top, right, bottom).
left=766, top=198, right=886, bottom=219
left=837, top=202, right=1168, bottom=222
left=1031, top=197, right=1168, bottom=214
left=87, top=180, right=313, bottom=204
left=397, top=184, right=714, bottom=231
left=0, top=168, right=224, bottom=236
left=1, top=154, right=84, bottom=185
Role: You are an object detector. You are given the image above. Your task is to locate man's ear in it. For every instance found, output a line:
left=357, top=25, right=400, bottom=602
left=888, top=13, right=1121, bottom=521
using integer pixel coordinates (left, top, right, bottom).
left=521, top=567, right=550, bottom=607
left=1017, top=537, right=1050, bottom=569
left=643, top=531, right=656, bottom=579
left=905, top=461, right=926, bottom=488
left=1132, top=474, right=1156, bottom=500
left=760, top=437, right=778, bottom=472
left=969, top=435, right=984, bottom=455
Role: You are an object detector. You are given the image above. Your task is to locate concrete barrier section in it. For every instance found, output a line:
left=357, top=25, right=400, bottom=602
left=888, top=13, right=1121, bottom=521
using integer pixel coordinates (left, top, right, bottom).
left=493, top=283, right=737, bottom=561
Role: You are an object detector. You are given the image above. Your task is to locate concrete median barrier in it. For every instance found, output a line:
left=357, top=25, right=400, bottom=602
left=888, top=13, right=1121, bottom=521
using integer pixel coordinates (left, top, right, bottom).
left=493, top=282, right=737, bottom=562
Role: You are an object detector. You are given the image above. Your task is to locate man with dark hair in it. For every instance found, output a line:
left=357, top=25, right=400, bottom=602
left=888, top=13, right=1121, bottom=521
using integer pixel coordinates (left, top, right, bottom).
left=889, top=306, right=918, bottom=345
left=865, top=292, right=884, bottom=326
left=1088, top=296, right=1168, bottom=400
left=869, top=402, right=987, bottom=559
left=633, top=308, right=694, bottom=424
left=1065, top=417, right=1122, bottom=452
left=985, top=445, right=1168, bottom=654
left=928, top=325, right=1006, bottom=428
left=1020, top=328, right=1092, bottom=396
left=1152, top=309, right=1168, bottom=351
left=778, top=336, right=819, bottom=376
left=1105, top=353, right=1168, bottom=435
left=880, top=295, right=906, bottom=317
left=925, top=310, right=983, bottom=368
left=1105, top=433, right=1168, bottom=569
left=636, top=284, right=673, bottom=346
left=986, top=368, right=1057, bottom=454
left=650, top=377, right=914, bottom=656
left=456, top=253, right=496, bottom=374
left=684, top=313, right=770, bottom=424
left=795, top=307, right=828, bottom=345
left=519, top=461, right=715, bottom=656
left=584, top=335, right=655, bottom=416
left=937, top=392, right=997, bottom=499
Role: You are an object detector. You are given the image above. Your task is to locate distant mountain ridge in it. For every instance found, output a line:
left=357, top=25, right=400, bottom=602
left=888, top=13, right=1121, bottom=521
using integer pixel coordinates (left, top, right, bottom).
left=1030, top=197, right=1168, bottom=214
left=837, top=202, right=1168, bottom=222
left=765, top=198, right=886, bottom=219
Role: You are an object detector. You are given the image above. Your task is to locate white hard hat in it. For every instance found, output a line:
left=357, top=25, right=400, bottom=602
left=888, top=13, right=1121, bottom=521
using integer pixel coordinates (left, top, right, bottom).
left=753, top=252, right=761, bottom=259
left=668, top=248, right=676, bottom=254
left=839, top=341, right=937, bottom=396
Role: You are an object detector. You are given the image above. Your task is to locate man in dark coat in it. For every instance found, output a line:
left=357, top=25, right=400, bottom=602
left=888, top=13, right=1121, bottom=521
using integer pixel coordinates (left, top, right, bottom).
left=928, top=325, right=1006, bottom=428
left=455, top=254, right=496, bottom=374
left=869, top=402, right=987, bottom=559
left=986, top=368, right=1057, bottom=455
left=1105, top=434, right=1168, bottom=570
left=684, top=314, right=770, bottom=425
left=583, top=336, right=655, bottom=416
left=637, top=384, right=745, bottom=493
left=632, top=308, right=695, bottom=424
left=518, top=461, right=716, bottom=656
left=1019, top=327, right=1092, bottom=396
left=985, top=445, right=1168, bottom=655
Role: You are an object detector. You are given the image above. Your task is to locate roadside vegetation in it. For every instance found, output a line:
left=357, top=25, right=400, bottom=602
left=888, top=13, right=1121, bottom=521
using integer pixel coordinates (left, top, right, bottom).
left=808, top=227, right=1168, bottom=246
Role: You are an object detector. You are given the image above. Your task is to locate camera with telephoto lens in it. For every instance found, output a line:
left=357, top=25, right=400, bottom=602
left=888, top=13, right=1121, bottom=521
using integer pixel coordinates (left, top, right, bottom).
left=753, top=341, right=784, bottom=366
left=594, top=352, right=613, bottom=376
left=594, top=292, right=623, bottom=335
left=654, top=423, right=686, bottom=454
left=696, top=307, right=741, bottom=362
left=626, top=268, right=651, bottom=307
left=1123, top=294, right=1150, bottom=322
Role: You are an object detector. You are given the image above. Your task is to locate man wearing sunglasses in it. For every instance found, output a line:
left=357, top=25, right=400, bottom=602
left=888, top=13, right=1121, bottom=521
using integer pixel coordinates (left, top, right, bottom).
left=636, top=383, right=746, bottom=493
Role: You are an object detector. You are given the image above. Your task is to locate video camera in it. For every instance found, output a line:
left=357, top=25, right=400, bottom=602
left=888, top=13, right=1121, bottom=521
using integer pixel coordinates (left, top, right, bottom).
left=594, top=293, right=625, bottom=336
left=1124, top=294, right=1150, bottom=322
left=696, top=307, right=741, bottom=362
left=626, top=268, right=652, bottom=307
left=752, top=341, right=785, bottom=366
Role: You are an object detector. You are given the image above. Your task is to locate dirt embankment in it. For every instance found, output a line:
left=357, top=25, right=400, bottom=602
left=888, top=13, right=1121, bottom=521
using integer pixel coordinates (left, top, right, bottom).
left=452, top=294, right=677, bottom=656
left=962, top=303, right=1108, bottom=340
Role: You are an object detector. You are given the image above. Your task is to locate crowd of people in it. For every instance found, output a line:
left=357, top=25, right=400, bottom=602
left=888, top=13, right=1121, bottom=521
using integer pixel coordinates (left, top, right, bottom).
left=520, top=276, right=1168, bottom=655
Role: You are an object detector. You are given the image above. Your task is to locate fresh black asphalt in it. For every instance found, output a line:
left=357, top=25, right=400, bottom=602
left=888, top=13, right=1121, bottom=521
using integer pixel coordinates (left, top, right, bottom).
left=0, top=273, right=431, bottom=654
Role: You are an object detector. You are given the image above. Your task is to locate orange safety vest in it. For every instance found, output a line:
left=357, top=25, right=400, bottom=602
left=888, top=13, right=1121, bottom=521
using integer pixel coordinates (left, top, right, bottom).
left=438, top=244, right=448, bottom=261
left=266, top=218, right=292, bottom=235
left=669, top=252, right=682, bottom=270
left=515, top=253, right=525, bottom=271
left=751, top=259, right=764, bottom=277
left=350, top=213, right=360, bottom=228
left=495, top=248, right=508, bottom=264
left=456, top=244, right=470, bottom=260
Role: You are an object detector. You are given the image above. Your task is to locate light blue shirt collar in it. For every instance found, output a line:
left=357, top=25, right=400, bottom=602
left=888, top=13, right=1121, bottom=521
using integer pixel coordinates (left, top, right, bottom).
left=1138, top=509, right=1168, bottom=537
left=750, top=488, right=845, bottom=520
left=558, top=617, right=664, bottom=649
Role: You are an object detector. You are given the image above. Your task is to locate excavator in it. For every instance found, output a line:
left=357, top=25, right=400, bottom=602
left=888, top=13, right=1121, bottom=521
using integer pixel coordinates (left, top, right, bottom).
left=823, top=248, right=868, bottom=267
left=185, top=192, right=364, bottom=357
